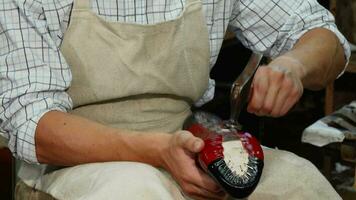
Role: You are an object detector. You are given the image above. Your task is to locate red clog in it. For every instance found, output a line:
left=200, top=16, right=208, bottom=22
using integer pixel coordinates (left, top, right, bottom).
left=184, top=111, right=264, bottom=198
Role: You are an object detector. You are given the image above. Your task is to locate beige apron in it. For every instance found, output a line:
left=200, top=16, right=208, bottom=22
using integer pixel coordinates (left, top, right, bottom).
left=17, top=0, right=209, bottom=199
left=62, top=0, right=209, bottom=133
left=15, top=0, right=342, bottom=199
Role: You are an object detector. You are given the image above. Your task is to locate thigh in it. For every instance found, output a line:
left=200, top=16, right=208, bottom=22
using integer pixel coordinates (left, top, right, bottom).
left=239, top=148, right=341, bottom=200
left=30, top=162, right=184, bottom=200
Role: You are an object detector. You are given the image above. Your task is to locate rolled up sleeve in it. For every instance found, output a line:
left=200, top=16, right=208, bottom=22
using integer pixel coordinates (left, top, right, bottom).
left=228, top=0, right=350, bottom=66
left=0, top=0, right=72, bottom=164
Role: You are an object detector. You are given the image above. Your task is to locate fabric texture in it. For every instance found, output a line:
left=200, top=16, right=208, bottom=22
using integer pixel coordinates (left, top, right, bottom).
left=19, top=0, right=211, bottom=188
left=15, top=148, right=342, bottom=200
left=0, top=0, right=351, bottom=163
left=302, top=101, right=356, bottom=147
left=61, top=0, right=209, bottom=132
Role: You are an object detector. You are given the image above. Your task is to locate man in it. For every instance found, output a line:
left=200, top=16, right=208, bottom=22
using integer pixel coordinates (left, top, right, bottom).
left=0, top=0, right=350, bottom=199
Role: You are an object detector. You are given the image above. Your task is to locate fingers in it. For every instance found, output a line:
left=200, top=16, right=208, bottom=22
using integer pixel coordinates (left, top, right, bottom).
left=260, top=69, right=284, bottom=115
left=180, top=159, right=223, bottom=193
left=170, top=131, right=225, bottom=199
left=247, top=67, right=269, bottom=113
left=279, top=81, right=303, bottom=116
left=183, top=167, right=222, bottom=193
left=180, top=169, right=225, bottom=199
left=193, top=167, right=222, bottom=193
left=268, top=76, right=295, bottom=116
left=167, top=132, right=225, bottom=199
left=181, top=183, right=225, bottom=200
left=175, top=131, right=204, bottom=153
left=247, top=65, right=303, bottom=117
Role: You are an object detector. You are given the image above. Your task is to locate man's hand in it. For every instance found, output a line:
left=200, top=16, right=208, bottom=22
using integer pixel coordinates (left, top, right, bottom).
left=161, top=131, right=226, bottom=200
left=247, top=28, right=347, bottom=118
left=247, top=56, right=304, bottom=117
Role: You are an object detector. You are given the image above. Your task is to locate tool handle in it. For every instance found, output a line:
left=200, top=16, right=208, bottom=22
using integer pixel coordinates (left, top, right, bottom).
left=230, top=53, right=263, bottom=122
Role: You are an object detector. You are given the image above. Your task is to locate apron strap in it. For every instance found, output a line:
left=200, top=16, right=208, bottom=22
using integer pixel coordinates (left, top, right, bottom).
left=73, top=0, right=91, bottom=10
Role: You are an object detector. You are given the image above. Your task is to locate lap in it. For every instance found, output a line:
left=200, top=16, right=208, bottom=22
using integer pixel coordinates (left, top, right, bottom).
left=16, top=149, right=341, bottom=200
left=246, top=148, right=341, bottom=200
left=34, top=162, right=183, bottom=200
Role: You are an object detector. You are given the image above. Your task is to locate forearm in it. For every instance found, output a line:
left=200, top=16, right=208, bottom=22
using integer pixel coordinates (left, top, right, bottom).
left=35, top=111, right=170, bottom=167
left=271, top=28, right=346, bottom=90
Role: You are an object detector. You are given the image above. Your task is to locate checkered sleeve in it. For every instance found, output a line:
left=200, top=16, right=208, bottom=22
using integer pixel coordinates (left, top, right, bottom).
left=0, top=0, right=72, bottom=163
left=228, top=0, right=350, bottom=63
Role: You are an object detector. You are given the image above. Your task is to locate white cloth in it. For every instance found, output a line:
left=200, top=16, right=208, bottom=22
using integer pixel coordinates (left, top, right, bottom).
left=302, top=101, right=356, bottom=147
left=302, top=120, right=346, bottom=147
left=34, top=162, right=185, bottom=200
left=22, top=147, right=341, bottom=200
left=0, top=0, right=351, bottom=163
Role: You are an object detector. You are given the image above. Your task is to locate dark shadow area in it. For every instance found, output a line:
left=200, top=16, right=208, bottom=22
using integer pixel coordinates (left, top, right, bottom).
left=0, top=148, right=13, bottom=200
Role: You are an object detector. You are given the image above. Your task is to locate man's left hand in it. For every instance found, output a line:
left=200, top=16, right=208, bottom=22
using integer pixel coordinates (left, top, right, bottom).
left=247, top=57, right=304, bottom=117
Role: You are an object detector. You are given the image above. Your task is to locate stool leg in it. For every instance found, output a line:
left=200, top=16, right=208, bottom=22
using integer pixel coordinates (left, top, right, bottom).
left=12, top=157, right=15, bottom=200
left=353, top=167, right=356, bottom=190
left=324, top=82, right=334, bottom=115
left=323, top=155, right=332, bottom=180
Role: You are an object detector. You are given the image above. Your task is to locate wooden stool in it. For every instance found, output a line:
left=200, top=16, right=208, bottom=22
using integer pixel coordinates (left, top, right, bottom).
left=340, top=142, right=356, bottom=190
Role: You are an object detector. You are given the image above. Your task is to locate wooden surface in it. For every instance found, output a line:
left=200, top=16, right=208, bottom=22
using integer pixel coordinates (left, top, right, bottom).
left=347, top=53, right=356, bottom=73
left=325, top=83, right=334, bottom=115
left=334, top=0, right=354, bottom=42
left=0, top=148, right=13, bottom=200
left=354, top=168, right=356, bottom=189
left=324, top=52, right=356, bottom=115
left=347, top=64, right=356, bottom=73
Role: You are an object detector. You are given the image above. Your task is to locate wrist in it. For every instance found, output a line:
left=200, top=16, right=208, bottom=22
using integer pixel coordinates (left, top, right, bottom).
left=155, top=133, right=172, bottom=168
left=108, top=130, right=172, bottom=168
left=137, top=132, right=172, bottom=168
left=269, top=55, right=307, bottom=81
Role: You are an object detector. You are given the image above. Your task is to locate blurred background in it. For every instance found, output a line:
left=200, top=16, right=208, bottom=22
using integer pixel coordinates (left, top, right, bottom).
left=1, top=0, right=356, bottom=199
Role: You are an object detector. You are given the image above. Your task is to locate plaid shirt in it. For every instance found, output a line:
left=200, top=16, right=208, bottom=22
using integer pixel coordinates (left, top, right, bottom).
left=0, top=0, right=350, bottom=163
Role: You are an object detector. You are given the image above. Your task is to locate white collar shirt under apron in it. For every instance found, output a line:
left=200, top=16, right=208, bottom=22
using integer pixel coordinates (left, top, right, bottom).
left=0, top=0, right=350, bottom=167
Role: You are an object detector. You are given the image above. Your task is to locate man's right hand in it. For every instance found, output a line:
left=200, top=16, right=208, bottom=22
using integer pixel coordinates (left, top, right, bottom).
left=36, top=111, right=226, bottom=199
left=160, top=131, right=226, bottom=200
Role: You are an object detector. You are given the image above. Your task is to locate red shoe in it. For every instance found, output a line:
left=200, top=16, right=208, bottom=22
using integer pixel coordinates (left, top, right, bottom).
left=184, top=111, right=264, bottom=199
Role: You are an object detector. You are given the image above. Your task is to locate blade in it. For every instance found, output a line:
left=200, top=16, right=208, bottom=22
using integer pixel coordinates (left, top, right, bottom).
left=230, top=53, right=263, bottom=123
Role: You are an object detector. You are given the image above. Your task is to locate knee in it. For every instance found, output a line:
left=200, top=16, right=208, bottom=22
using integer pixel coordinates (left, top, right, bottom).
left=267, top=149, right=321, bottom=179
left=84, top=162, right=167, bottom=187
left=38, top=162, right=180, bottom=200
left=252, top=149, right=340, bottom=200
left=87, top=162, right=178, bottom=199
left=277, top=150, right=316, bottom=170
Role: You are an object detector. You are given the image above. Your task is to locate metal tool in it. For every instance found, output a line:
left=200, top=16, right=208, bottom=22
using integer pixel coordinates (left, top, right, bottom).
left=229, top=53, right=263, bottom=128
left=183, top=53, right=265, bottom=199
